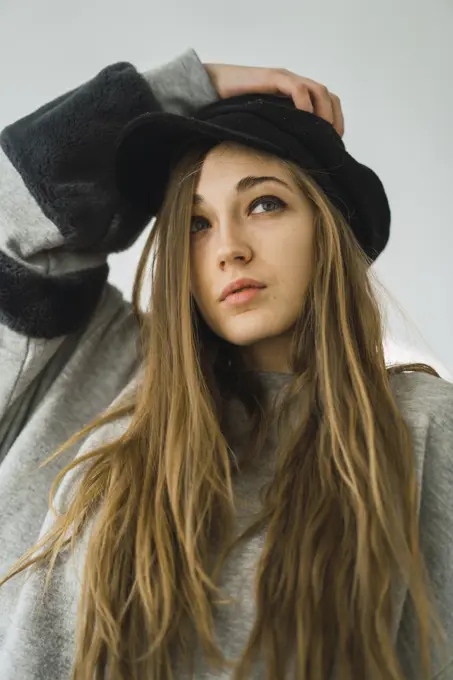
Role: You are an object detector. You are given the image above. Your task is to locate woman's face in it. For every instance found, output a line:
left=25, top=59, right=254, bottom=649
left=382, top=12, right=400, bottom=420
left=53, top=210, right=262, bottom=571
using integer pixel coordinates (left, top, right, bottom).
left=189, top=143, right=315, bottom=373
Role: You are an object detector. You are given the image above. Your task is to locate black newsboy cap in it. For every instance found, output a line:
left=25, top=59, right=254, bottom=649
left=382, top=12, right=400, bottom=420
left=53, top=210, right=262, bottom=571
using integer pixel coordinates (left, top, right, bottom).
left=116, top=93, right=390, bottom=261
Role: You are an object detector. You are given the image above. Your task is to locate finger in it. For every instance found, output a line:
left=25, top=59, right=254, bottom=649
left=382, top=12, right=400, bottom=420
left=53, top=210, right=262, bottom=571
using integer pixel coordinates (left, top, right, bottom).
left=296, top=79, right=335, bottom=126
left=269, top=71, right=315, bottom=113
left=238, top=67, right=344, bottom=137
left=277, top=74, right=344, bottom=139
left=273, top=72, right=336, bottom=129
left=329, top=92, right=345, bottom=138
left=292, top=78, right=344, bottom=138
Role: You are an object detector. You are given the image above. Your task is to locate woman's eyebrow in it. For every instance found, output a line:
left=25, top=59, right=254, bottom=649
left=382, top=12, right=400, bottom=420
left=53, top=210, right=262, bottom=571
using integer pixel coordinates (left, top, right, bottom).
left=193, top=175, right=292, bottom=205
left=235, top=175, right=292, bottom=193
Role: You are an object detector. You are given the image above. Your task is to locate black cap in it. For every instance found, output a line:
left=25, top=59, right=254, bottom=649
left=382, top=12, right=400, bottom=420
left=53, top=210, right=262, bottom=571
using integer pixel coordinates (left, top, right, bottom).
left=116, top=93, right=390, bottom=261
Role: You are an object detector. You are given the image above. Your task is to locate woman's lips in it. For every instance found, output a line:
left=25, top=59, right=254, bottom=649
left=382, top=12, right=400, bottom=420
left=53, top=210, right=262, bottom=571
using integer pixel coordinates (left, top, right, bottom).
left=222, top=287, right=264, bottom=305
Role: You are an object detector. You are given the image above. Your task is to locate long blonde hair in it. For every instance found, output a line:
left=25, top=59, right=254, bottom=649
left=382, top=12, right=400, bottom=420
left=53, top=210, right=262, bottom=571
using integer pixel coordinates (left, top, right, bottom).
left=0, top=143, right=444, bottom=680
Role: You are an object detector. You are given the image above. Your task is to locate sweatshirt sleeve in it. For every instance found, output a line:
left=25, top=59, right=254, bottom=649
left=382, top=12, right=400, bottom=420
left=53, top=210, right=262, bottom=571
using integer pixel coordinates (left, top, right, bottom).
left=394, top=374, right=453, bottom=678
left=0, top=48, right=218, bottom=420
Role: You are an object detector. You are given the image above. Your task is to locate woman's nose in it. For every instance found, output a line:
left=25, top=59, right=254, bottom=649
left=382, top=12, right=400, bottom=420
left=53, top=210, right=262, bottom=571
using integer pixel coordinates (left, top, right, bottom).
left=213, top=216, right=253, bottom=267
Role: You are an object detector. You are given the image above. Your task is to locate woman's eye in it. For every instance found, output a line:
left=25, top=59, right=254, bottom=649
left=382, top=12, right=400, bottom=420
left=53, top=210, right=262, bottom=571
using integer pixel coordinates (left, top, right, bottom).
left=190, top=196, right=286, bottom=234
left=190, top=216, right=210, bottom=234
left=249, top=196, right=286, bottom=214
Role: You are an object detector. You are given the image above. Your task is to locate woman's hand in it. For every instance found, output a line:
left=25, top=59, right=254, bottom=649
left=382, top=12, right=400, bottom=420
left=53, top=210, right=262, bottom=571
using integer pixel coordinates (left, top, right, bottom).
left=204, top=63, right=345, bottom=138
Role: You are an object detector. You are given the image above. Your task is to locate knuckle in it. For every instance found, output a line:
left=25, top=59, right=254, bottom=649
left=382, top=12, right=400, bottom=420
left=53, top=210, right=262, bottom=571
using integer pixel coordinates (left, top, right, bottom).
left=294, top=80, right=309, bottom=92
left=314, top=83, right=330, bottom=95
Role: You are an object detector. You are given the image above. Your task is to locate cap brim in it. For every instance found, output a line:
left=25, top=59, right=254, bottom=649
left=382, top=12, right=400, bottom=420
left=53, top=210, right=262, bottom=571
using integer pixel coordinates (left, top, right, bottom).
left=115, top=111, right=285, bottom=214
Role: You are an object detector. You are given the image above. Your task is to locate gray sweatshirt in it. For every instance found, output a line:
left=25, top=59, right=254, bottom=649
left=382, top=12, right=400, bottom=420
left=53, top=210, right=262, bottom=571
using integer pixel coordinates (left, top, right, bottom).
left=0, top=48, right=452, bottom=680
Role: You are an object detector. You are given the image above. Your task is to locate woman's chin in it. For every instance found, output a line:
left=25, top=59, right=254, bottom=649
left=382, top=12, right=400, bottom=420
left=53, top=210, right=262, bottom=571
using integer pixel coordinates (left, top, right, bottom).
left=219, top=319, right=283, bottom=348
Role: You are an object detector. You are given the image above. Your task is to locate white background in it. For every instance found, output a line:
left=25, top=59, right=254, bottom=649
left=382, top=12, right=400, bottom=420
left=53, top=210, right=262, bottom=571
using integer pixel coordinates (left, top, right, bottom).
left=0, top=0, right=451, bottom=377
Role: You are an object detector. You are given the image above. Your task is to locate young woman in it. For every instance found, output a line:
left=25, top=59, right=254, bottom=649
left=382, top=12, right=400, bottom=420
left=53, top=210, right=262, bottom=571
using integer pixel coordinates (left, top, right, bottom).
left=0, top=48, right=452, bottom=680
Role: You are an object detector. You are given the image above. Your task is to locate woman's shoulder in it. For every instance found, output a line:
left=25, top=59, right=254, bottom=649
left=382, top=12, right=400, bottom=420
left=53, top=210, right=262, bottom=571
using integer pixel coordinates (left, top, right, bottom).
left=389, top=370, right=453, bottom=504
left=390, top=371, right=453, bottom=678
left=388, top=369, right=453, bottom=427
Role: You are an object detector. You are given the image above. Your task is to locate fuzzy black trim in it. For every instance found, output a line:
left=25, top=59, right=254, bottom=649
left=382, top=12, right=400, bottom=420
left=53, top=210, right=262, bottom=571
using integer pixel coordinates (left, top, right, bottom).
left=0, top=63, right=157, bottom=255
left=0, top=251, right=109, bottom=338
